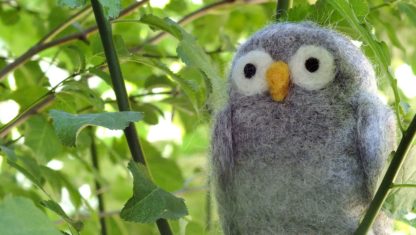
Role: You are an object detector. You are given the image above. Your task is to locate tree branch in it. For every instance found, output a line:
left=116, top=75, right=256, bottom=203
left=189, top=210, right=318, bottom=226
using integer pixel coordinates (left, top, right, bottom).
left=0, top=0, right=149, bottom=80
left=0, top=93, right=55, bottom=138
left=354, top=115, right=416, bottom=234
left=90, top=1, right=172, bottom=234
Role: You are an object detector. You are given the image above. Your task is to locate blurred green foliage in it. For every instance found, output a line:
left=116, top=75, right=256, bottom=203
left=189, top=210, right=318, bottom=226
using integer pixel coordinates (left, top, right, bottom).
left=0, top=0, right=416, bottom=234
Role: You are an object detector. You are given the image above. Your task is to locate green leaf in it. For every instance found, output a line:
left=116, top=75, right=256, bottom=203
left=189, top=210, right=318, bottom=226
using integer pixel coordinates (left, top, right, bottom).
left=120, top=161, right=188, bottom=223
left=57, top=0, right=86, bottom=8
left=98, top=0, right=121, bottom=19
left=113, top=34, right=129, bottom=57
left=88, top=67, right=112, bottom=85
left=398, top=3, right=416, bottom=27
left=349, top=0, right=369, bottom=21
left=141, top=140, right=184, bottom=191
left=144, top=75, right=175, bottom=89
left=179, top=67, right=208, bottom=109
left=128, top=56, right=200, bottom=111
left=0, top=197, right=61, bottom=235
left=9, top=86, right=49, bottom=110
left=40, top=167, right=82, bottom=208
left=175, top=28, right=225, bottom=111
left=25, top=116, right=63, bottom=163
left=132, top=103, right=162, bottom=125
left=0, top=9, right=20, bottom=25
left=60, top=80, right=105, bottom=111
left=140, top=15, right=183, bottom=40
left=40, top=200, right=83, bottom=231
left=63, top=45, right=86, bottom=72
left=0, top=146, right=44, bottom=188
left=138, top=14, right=225, bottom=111
left=49, top=110, right=143, bottom=146
left=14, top=61, right=48, bottom=88
left=326, top=0, right=402, bottom=129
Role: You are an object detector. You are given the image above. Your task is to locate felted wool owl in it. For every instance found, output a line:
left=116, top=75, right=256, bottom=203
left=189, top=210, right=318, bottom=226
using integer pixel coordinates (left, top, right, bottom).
left=211, top=22, right=397, bottom=234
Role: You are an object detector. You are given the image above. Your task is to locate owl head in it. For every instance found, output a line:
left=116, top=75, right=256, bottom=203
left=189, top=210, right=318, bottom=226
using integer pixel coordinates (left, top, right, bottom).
left=229, top=22, right=377, bottom=103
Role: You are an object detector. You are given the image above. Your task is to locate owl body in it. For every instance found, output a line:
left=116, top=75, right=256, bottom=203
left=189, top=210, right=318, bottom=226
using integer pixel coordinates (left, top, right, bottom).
left=212, top=23, right=396, bottom=234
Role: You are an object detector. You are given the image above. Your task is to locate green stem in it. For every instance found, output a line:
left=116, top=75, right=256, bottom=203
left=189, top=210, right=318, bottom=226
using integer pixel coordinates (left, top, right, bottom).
left=354, top=114, right=416, bottom=234
left=390, top=183, right=416, bottom=189
left=205, top=178, right=212, bottom=231
left=90, top=1, right=173, bottom=235
left=40, top=6, right=92, bottom=44
left=275, top=0, right=292, bottom=21
left=90, top=0, right=144, bottom=163
left=89, top=128, right=108, bottom=235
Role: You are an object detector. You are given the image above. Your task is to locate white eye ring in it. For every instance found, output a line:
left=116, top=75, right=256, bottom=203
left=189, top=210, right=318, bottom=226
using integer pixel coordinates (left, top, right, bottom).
left=231, top=50, right=273, bottom=96
left=289, top=45, right=336, bottom=90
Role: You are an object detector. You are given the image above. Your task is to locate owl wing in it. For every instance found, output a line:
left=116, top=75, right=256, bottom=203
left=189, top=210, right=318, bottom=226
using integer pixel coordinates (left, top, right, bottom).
left=211, top=105, right=242, bottom=234
left=356, top=93, right=396, bottom=194
left=211, top=105, right=234, bottom=187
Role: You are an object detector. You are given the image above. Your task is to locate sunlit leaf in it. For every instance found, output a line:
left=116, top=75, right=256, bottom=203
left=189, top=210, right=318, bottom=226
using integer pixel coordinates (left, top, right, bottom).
left=0, top=146, right=44, bottom=188
left=41, top=200, right=83, bottom=231
left=120, top=161, right=188, bottom=223
left=132, top=103, right=162, bottom=125
left=40, top=166, right=82, bottom=208
left=49, top=110, right=142, bottom=146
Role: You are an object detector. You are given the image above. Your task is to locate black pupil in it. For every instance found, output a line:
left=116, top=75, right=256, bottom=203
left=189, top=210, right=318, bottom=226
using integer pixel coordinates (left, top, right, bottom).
left=244, top=63, right=256, bottom=79
left=305, top=57, right=320, bottom=72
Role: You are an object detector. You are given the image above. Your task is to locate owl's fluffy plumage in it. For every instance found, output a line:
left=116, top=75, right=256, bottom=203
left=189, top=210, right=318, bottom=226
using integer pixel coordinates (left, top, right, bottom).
left=211, top=22, right=396, bottom=234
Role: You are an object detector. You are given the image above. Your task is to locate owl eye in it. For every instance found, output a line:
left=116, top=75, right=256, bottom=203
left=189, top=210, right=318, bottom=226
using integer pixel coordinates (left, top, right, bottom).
left=243, top=63, right=256, bottom=79
left=289, top=45, right=335, bottom=90
left=231, top=50, right=273, bottom=96
left=305, top=57, right=319, bottom=72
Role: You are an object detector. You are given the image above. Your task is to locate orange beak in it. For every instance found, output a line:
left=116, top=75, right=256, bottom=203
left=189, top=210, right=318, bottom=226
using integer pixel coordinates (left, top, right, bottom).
left=266, top=61, right=290, bottom=101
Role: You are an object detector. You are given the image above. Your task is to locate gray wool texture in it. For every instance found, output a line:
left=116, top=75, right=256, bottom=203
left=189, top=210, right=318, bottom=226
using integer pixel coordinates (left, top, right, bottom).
left=211, top=22, right=397, bottom=235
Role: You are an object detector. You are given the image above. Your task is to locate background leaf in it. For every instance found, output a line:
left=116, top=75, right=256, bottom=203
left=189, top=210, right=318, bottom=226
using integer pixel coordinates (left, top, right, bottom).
left=57, top=0, right=86, bottom=9
left=0, top=197, right=61, bottom=235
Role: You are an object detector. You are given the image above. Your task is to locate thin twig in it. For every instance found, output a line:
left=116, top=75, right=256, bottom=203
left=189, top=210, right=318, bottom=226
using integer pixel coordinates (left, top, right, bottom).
left=354, top=114, right=416, bottom=234
left=89, top=128, right=108, bottom=235
left=40, top=6, right=92, bottom=44
left=0, top=0, right=149, bottom=80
